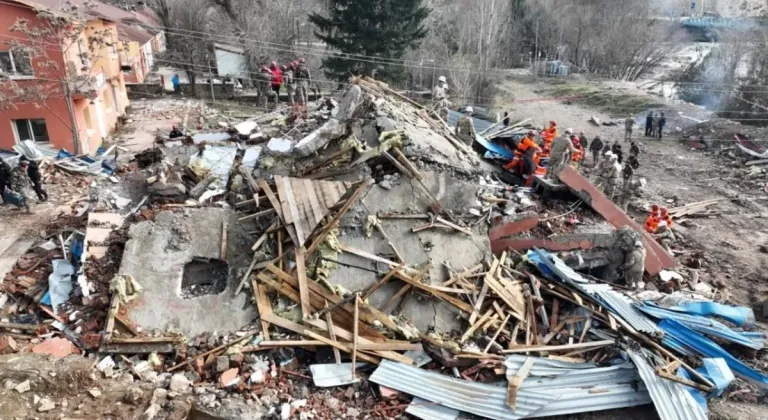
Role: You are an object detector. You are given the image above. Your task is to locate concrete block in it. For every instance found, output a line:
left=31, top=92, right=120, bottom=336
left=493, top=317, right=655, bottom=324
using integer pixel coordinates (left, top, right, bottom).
left=489, top=212, right=539, bottom=241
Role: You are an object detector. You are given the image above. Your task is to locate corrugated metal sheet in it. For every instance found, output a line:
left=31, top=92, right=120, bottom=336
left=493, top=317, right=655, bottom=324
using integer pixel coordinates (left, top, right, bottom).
left=528, top=384, right=652, bottom=418
left=369, top=360, right=558, bottom=420
left=628, top=350, right=707, bottom=420
left=596, top=290, right=662, bottom=335
left=406, top=398, right=460, bottom=420
left=637, top=303, right=762, bottom=350
left=505, top=357, right=642, bottom=390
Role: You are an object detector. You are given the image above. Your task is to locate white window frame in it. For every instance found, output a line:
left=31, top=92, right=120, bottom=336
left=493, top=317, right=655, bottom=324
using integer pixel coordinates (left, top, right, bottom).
left=0, top=49, right=34, bottom=79
left=11, top=118, right=49, bottom=144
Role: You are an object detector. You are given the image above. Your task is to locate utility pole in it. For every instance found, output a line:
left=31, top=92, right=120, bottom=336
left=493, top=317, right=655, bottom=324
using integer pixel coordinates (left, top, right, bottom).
left=207, top=54, right=215, bottom=103
left=534, top=18, right=539, bottom=77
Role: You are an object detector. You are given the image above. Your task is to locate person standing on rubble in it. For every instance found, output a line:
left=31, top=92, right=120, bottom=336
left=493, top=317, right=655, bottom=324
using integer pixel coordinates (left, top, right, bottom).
left=9, top=158, right=33, bottom=213
left=597, top=152, right=621, bottom=200
left=256, top=66, right=272, bottom=109
left=269, top=61, right=283, bottom=105
left=433, top=76, right=451, bottom=121
left=570, top=136, right=584, bottom=169
left=282, top=64, right=295, bottom=105
left=589, top=135, right=604, bottom=166
left=657, top=112, right=666, bottom=139
left=624, top=114, right=634, bottom=141
left=27, top=159, right=48, bottom=202
left=503, top=111, right=510, bottom=127
left=629, top=141, right=640, bottom=157
left=455, top=107, right=476, bottom=146
left=546, top=128, right=578, bottom=180
left=542, top=121, right=558, bottom=152
left=618, top=172, right=645, bottom=211
left=645, top=111, right=654, bottom=137
left=611, top=142, right=623, bottom=164
left=579, top=132, right=588, bottom=151
left=0, top=157, right=11, bottom=204
left=295, top=58, right=312, bottom=106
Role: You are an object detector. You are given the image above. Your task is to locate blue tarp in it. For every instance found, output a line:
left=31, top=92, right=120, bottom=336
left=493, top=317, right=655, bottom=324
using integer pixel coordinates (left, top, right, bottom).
left=671, top=301, right=755, bottom=328
left=476, top=134, right=514, bottom=160
left=637, top=303, right=763, bottom=350
left=659, top=319, right=768, bottom=389
left=446, top=109, right=493, bottom=133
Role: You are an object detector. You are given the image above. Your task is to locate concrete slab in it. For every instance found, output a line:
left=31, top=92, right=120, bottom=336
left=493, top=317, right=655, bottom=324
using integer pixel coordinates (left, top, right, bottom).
left=329, top=171, right=490, bottom=333
left=120, top=208, right=256, bottom=336
left=558, top=166, right=675, bottom=275
left=0, top=237, right=34, bottom=280
left=488, top=212, right=539, bottom=241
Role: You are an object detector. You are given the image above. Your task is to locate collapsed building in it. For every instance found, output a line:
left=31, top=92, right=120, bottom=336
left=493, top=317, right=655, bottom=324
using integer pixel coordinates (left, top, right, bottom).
left=0, top=76, right=766, bottom=420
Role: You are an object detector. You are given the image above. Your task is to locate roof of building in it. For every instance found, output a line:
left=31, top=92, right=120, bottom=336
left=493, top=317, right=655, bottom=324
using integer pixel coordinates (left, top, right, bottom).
left=9, top=0, right=161, bottom=28
left=118, top=23, right=154, bottom=45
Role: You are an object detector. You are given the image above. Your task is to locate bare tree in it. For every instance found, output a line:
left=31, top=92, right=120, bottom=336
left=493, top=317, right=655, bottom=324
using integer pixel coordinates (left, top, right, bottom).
left=148, top=0, right=211, bottom=94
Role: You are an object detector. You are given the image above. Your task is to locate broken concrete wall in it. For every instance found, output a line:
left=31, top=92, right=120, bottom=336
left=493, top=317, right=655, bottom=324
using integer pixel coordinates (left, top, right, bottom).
left=325, top=171, right=490, bottom=333
left=119, top=209, right=256, bottom=336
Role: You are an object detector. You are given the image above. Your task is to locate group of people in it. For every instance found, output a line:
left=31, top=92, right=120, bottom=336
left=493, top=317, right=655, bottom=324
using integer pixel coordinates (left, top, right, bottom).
left=0, top=156, right=48, bottom=214
left=256, top=58, right=313, bottom=108
left=644, top=111, right=666, bottom=139
left=644, top=204, right=676, bottom=251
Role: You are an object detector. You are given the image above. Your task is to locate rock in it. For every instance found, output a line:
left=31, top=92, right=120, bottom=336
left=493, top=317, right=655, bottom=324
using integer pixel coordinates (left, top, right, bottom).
left=151, top=388, right=168, bottom=404
left=167, top=391, right=179, bottom=400
left=140, top=403, right=161, bottom=420
left=37, top=398, right=55, bottom=412
left=0, top=336, right=17, bottom=354
left=215, top=356, right=230, bottom=373
left=33, top=394, right=40, bottom=405
left=13, top=380, right=30, bottom=393
left=291, top=399, right=307, bottom=408
left=31, top=338, right=78, bottom=359
left=249, top=369, right=265, bottom=385
left=169, top=373, right=191, bottom=393
left=124, top=387, right=144, bottom=405
left=344, top=387, right=355, bottom=400
left=281, top=403, right=291, bottom=419
left=346, top=407, right=361, bottom=418
left=379, top=180, right=392, bottom=190
left=88, top=388, right=102, bottom=398
left=324, top=396, right=340, bottom=411
left=193, top=386, right=207, bottom=395
left=199, top=394, right=216, bottom=407
left=166, top=399, right=192, bottom=420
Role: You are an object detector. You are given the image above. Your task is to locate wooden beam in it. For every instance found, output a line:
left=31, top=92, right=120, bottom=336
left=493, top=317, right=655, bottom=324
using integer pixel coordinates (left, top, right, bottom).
left=352, top=295, right=360, bottom=379
left=238, top=208, right=276, bottom=222
left=114, top=314, right=139, bottom=336
left=295, top=247, right=312, bottom=319
left=235, top=254, right=259, bottom=296
left=257, top=179, right=299, bottom=245
left=168, top=332, right=258, bottom=372
left=361, top=266, right=403, bottom=301
left=506, top=357, right=534, bottom=409
left=356, top=342, right=421, bottom=351
left=461, top=308, right=494, bottom=343
left=105, top=295, right=119, bottom=340
left=220, top=222, right=228, bottom=260
left=324, top=302, right=342, bottom=364
left=502, top=340, right=615, bottom=354
left=392, top=270, right=473, bottom=313
left=484, top=313, right=511, bottom=353
left=306, top=178, right=374, bottom=255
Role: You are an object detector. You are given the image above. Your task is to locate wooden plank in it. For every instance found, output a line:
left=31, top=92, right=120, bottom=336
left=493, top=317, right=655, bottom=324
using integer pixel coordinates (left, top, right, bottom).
left=251, top=220, right=278, bottom=252
left=361, top=267, right=403, bottom=300
left=324, top=303, right=342, bottom=364
left=469, top=282, right=489, bottom=325
left=502, top=340, right=615, bottom=354
left=392, top=271, right=473, bottom=313
left=115, top=314, right=139, bottom=336
left=254, top=281, right=273, bottom=341
left=257, top=179, right=299, bottom=245
left=484, top=313, right=511, bottom=353
left=295, top=247, right=312, bottom=319
left=306, top=179, right=374, bottom=255
left=290, top=178, right=311, bottom=245
left=168, top=331, right=258, bottom=372
left=304, top=318, right=414, bottom=365
left=461, top=308, right=493, bottom=343
left=220, top=222, right=228, bottom=260
left=281, top=177, right=306, bottom=243
left=274, top=176, right=294, bottom=225
left=238, top=208, right=276, bottom=222
left=305, top=178, right=326, bottom=225
left=506, top=357, right=534, bottom=410
left=356, top=342, right=421, bottom=351
left=352, top=295, right=360, bottom=379
left=258, top=340, right=325, bottom=347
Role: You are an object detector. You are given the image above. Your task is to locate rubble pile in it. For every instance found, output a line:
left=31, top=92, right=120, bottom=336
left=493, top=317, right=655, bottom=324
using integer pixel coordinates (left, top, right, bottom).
left=0, top=77, right=766, bottom=419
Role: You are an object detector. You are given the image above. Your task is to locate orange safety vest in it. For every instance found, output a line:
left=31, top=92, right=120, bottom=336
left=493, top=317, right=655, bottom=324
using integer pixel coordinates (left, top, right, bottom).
left=660, top=213, right=673, bottom=230
left=572, top=146, right=583, bottom=162
left=543, top=126, right=558, bottom=143
left=645, top=212, right=660, bottom=233
left=518, top=136, right=538, bottom=153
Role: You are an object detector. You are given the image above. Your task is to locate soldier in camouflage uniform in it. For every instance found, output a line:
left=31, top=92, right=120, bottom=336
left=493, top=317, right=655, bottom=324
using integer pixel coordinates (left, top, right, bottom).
left=9, top=159, right=32, bottom=213
left=295, top=58, right=311, bottom=106
left=455, top=106, right=476, bottom=146
left=283, top=63, right=296, bottom=106
left=603, top=227, right=645, bottom=288
left=256, top=66, right=273, bottom=110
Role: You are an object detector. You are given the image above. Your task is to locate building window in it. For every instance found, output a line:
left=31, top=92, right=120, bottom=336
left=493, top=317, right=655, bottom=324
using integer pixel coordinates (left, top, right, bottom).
left=12, top=119, right=49, bottom=143
left=0, top=50, right=33, bottom=77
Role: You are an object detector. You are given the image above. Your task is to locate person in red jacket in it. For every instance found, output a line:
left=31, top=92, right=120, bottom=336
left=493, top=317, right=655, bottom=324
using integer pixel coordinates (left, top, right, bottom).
left=269, top=61, right=283, bottom=104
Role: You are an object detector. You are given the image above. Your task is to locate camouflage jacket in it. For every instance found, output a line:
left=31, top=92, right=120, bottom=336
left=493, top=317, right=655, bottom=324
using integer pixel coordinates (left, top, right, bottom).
left=284, top=69, right=294, bottom=86
left=10, top=165, right=30, bottom=192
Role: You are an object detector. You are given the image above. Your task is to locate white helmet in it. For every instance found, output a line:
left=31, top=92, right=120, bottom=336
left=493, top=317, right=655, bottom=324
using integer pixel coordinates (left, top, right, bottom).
left=465, top=106, right=473, bottom=114
left=438, top=76, right=447, bottom=83
left=565, top=128, right=574, bottom=135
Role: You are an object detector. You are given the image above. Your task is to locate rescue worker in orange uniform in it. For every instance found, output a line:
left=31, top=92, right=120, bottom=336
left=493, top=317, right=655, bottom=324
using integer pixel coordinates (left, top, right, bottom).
left=504, top=131, right=540, bottom=176
left=644, top=205, right=660, bottom=233
left=570, top=136, right=584, bottom=168
left=658, top=207, right=673, bottom=231
left=542, top=121, right=558, bottom=154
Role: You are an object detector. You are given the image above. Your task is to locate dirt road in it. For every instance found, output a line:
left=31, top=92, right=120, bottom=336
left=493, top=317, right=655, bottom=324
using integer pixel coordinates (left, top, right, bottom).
left=495, top=77, right=768, bottom=309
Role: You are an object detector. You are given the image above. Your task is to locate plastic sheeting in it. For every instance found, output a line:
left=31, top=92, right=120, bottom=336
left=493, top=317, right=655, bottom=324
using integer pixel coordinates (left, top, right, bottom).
left=47, top=259, right=74, bottom=313
left=671, top=301, right=755, bottom=328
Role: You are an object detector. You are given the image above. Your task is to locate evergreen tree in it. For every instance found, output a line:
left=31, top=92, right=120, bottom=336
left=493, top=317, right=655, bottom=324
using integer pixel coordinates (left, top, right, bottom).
left=309, top=0, right=429, bottom=83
